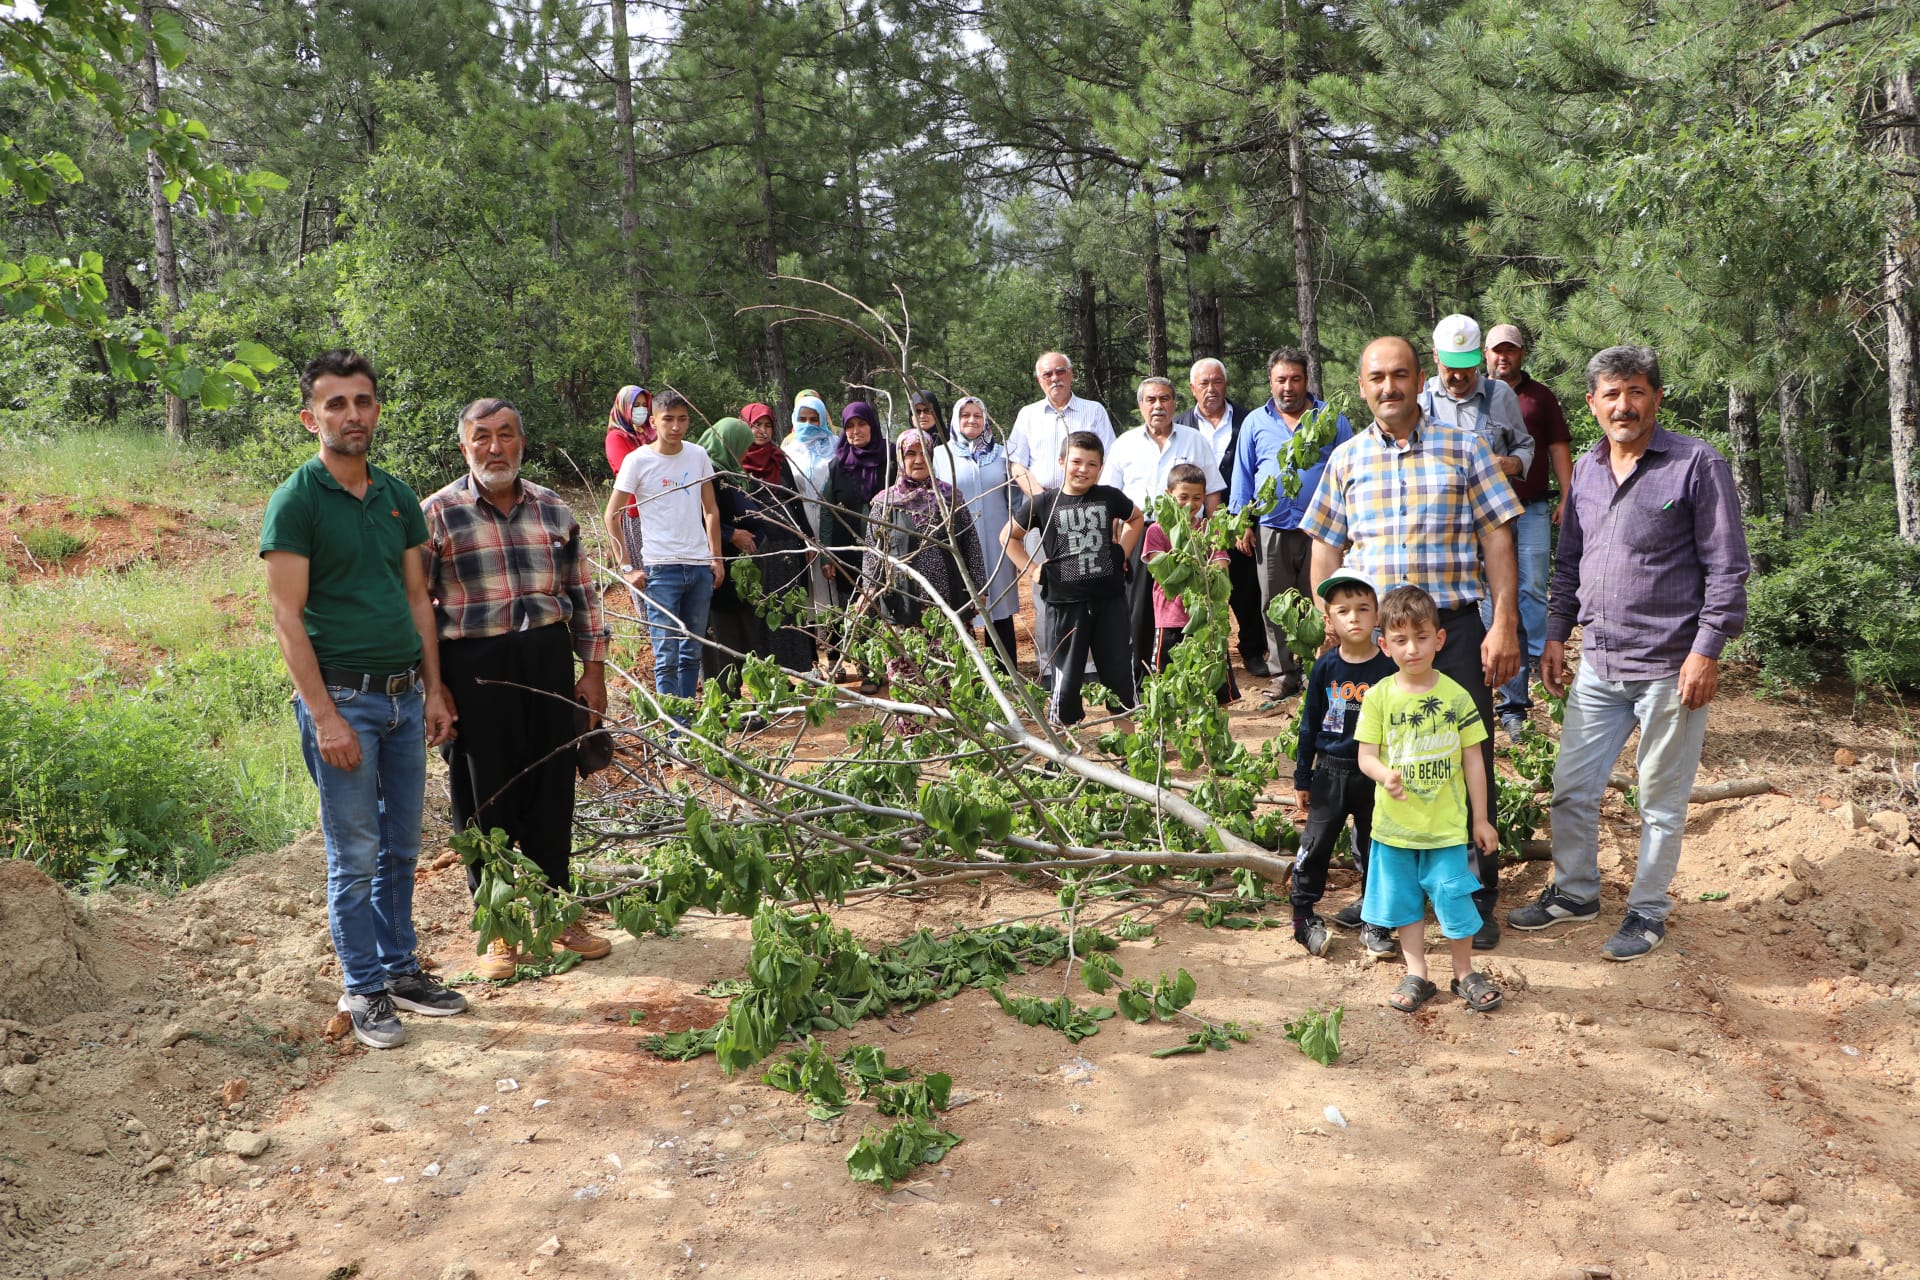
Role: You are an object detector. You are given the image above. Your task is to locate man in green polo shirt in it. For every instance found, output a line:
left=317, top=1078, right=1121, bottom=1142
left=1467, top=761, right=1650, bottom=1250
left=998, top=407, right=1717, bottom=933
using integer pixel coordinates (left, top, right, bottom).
left=261, top=348, right=462, bottom=1049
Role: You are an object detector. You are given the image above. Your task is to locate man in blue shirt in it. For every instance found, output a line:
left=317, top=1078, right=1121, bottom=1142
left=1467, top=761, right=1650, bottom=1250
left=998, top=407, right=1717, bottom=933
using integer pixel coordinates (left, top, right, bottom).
left=1229, top=347, right=1353, bottom=702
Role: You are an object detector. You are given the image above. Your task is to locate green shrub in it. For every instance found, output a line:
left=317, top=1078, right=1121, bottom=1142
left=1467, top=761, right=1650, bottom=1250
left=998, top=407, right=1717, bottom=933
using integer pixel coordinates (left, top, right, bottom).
left=1734, top=501, right=1920, bottom=693
left=20, top=527, right=87, bottom=562
left=0, top=651, right=311, bottom=888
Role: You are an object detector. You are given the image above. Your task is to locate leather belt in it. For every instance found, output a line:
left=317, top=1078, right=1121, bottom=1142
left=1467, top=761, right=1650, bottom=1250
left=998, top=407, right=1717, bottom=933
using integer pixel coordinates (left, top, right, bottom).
left=319, top=665, right=419, bottom=695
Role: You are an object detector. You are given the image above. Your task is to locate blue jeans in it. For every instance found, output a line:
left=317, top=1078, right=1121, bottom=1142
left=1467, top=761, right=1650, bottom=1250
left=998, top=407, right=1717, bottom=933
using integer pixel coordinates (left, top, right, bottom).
left=1548, top=663, right=1709, bottom=922
left=1480, top=498, right=1551, bottom=712
left=643, top=562, right=715, bottom=699
left=294, top=684, right=427, bottom=995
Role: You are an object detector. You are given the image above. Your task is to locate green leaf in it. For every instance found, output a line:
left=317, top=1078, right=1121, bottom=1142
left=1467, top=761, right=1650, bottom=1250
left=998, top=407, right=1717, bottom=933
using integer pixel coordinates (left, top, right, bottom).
left=232, top=340, right=282, bottom=372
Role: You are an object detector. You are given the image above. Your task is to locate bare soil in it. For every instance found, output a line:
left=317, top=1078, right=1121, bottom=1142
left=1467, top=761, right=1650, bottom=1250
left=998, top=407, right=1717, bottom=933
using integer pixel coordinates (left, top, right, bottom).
left=1, top=496, right=231, bottom=583
left=5, top=657, right=1919, bottom=1280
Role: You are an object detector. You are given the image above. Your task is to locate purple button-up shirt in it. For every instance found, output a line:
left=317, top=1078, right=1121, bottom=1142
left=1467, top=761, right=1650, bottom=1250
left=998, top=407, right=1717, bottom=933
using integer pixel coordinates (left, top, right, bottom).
left=1546, top=427, right=1750, bottom=681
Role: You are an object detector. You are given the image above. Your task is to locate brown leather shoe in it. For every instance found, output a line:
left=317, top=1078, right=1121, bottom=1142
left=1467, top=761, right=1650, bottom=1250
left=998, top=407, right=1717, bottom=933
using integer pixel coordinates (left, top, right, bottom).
left=556, top=920, right=612, bottom=961
left=472, top=938, right=521, bottom=981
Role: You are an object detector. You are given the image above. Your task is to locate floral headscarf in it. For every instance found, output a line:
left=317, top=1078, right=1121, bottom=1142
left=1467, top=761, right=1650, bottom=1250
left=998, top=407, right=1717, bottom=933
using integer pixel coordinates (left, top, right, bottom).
left=947, top=395, right=999, bottom=461
left=608, top=385, right=653, bottom=446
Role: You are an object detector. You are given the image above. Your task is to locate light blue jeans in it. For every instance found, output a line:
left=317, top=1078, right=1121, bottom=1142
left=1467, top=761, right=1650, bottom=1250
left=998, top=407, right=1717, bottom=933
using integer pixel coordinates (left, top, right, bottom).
left=294, top=683, right=426, bottom=995
left=1480, top=498, right=1551, bottom=711
left=1548, top=663, right=1709, bottom=922
left=643, top=561, right=715, bottom=699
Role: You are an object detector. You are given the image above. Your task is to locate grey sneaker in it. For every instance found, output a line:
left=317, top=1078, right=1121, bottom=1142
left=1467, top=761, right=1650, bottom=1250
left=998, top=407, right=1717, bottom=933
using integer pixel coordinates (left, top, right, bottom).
left=1294, top=916, right=1331, bottom=957
left=1506, top=885, right=1600, bottom=931
left=1499, top=711, right=1529, bottom=739
left=1361, top=923, right=1397, bottom=959
left=389, top=970, right=468, bottom=1017
left=1331, top=899, right=1365, bottom=930
left=338, top=990, right=406, bottom=1049
left=1601, top=912, right=1667, bottom=962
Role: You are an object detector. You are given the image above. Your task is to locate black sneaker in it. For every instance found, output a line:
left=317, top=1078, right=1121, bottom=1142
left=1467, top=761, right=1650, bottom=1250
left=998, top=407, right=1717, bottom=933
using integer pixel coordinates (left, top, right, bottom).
left=1331, top=899, right=1365, bottom=930
left=1472, top=916, right=1502, bottom=951
left=1601, top=912, right=1667, bottom=962
left=1294, top=916, right=1331, bottom=957
left=1506, top=885, right=1600, bottom=931
left=1360, top=924, right=1397, bottom=959
left=389, top=970, right=469, bottom=1017
left=338, top=990, right=406, bottom=1049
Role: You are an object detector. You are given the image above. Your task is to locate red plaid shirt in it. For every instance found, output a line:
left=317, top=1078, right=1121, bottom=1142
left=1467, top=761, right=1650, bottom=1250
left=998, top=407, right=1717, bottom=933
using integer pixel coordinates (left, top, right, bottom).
left=422, top=475, right=610, bottom=663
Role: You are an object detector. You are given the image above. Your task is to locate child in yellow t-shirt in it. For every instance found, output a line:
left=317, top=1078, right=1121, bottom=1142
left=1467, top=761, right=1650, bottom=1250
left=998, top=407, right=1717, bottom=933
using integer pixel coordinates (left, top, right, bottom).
left=1356, top=584, right=1503, bottom=1014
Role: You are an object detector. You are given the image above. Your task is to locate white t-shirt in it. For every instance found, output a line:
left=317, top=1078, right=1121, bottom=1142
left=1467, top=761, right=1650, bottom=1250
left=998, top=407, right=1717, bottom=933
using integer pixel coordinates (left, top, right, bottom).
left=613, top=443, right=715, bottom=566
left=1100, top=424, right=1225, bottom=511
left=1007, top=394, right=1116, bottom=491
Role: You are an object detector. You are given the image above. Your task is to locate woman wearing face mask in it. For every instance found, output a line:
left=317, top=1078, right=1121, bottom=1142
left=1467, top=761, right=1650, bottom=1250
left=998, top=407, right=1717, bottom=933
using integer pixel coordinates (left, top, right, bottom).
left=783, top=392, right=838, bottom=666
left=823, top=401, right=893, bottom=691
left=605, top=385, right=654, bottom=588
left=931, top=396, right=1020, bottom=675
left=907, top=389, right=946, bottom=446
left=859, top=428, right=987, bottom=707
left=738, top=402, right=817, bottom=674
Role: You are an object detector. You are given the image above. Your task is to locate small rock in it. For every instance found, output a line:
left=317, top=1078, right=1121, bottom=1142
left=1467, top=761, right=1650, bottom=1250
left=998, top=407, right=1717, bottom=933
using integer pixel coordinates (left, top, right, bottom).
left=1781, top=882, right=1811, bottom=905
left=1571, top=1011, right=1596, bottom=1026
left=370, top=1118, right=394, bottom=1133
left=248, top=1240, right=272, bottom=1255
left=1833, top=801, right=1867, bottom=830
left=1645, top=1034, right=1680, bottom=1053
left=1789, top=853, right=1820, bottom=883
left=1539, top=1123, right=1574, bottom=1147
left=158, top=1024, right=192, bottom=1049
left=1639, top=1106, right=1669, bottom=1124
left=728, top=1104, right=748, bottom=1116
left=534, top=1235, right=563, bottom=1258
left=1792, top=1219, right=1853, bottom=1258
left=1417, top=1229, right=1437, bottom=1246
left=1668, top=1187, right=1699, bottom=1204
left=1786, top=1203, right=1808, bottom=1223
left=954, top=1248, right=976, bottom=1259
left=1550, top=1269, right=1588, bottom=1280
left=223, top=1131, right=270, bottom=1158
left=186, top=1159, right=231, bottom=1187
left=220, top=1079, right=249, bottom=1106
left=65, top=1123, right=109, bottom=1156
left=1858, top=1241, right=1889, bottom=1270
left=1, top=1065, right=38, bottom=1097
left=441, top=1265, right=479, bottom=1280
left=229, top=1223, right=255, bottom=1238
left=1757, top=1174, right=1797, bottom=1205
left=1867, top=810, right=1911, bottom=845
left=308, top=889, right=326, bottom=906
left=1834, top=748, right=1858, bottom=768
left=140, top=1156, right=174, bottom=1178
left=323, top=1011, right=353, bottom=1042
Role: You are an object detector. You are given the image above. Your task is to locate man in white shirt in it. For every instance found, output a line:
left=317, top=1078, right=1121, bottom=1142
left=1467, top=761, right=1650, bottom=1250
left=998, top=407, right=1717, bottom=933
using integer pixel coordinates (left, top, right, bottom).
left=1175, top=358, right=1268, bottom=676
left=1419, top=314, right=1534, bottom=480
left=1008, top=351, right=1117, bottom=493
left=1103, top=376, right=1225, bottom=685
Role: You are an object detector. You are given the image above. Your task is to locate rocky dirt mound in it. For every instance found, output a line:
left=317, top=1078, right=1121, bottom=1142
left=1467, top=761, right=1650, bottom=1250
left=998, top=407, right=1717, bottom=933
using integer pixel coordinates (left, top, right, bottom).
left=0, top=862, right=106, bottom=1026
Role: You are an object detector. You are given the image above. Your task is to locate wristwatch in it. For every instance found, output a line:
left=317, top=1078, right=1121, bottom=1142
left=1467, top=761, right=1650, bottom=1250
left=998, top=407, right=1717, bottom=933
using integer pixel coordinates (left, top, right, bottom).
left=619, top=563, right=634, bottom=574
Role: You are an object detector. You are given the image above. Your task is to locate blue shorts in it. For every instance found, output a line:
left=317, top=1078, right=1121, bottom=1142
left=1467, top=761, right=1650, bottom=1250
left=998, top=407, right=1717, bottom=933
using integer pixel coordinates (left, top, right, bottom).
left=1361, top=840, right=1484, bottom=939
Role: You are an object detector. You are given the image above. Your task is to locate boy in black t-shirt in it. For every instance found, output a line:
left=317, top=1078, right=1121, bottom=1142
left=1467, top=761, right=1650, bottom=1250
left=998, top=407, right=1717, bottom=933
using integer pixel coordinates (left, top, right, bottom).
left=1291, top=567, right=1400, bottom=959
left=1004, top=431, right=1144, bottom=725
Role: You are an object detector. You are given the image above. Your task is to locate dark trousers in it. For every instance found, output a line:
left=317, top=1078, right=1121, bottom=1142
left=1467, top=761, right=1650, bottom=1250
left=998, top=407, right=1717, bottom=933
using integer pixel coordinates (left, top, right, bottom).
left=1047, top=592, right=1135, bottom=725
left=441, top=624, right=579, bottom=896
left=1125, top=536, right=1156, bottom=689
left=1434, top=603, right=1500, bottom=913
left=705, top=605, right=771, bottom=691
left=1291, top=758, right=1375, bottom=913
left=981, top=615, right=1019, bottom=678
left=1228, top=546, right=1265, bottom=665
left=1256, top=527, right=1314, bottom=677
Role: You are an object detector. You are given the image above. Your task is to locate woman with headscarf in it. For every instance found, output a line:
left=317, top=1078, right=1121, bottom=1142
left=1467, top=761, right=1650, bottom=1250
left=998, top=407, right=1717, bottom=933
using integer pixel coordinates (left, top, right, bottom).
left=860, top=429, right=987, bottom=707
left=931, top=395, right=1020, bottom=675
left=695, top=417, right=772, bottom=692
left=605, top=385, right=654, bottom=581
left=782, top=389, right=832, bottom=453
left=907, top=389, right=946, bottom=445
left=823, top=400, right=894, bottom=691
left=738, top=403, right=816, bottom=674
left=782, top=392, right=838, bottom=665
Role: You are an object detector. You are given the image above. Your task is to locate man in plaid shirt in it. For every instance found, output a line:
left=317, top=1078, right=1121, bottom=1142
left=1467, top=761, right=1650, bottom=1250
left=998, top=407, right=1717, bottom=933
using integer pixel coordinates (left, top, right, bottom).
left=424, top=399, right=614, bottom=979
left=1301, top=336, right=1523, bottom=949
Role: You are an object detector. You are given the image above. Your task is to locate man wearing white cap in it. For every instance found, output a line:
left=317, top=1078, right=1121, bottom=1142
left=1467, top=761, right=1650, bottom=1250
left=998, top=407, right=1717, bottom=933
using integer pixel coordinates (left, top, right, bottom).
left=1419, top=314, right=1534, bottom=483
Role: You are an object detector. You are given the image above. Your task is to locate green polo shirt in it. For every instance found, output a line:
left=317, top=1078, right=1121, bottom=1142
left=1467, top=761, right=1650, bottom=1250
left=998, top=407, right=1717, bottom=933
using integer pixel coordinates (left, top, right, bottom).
left=259, top=454, right=430, bottom=673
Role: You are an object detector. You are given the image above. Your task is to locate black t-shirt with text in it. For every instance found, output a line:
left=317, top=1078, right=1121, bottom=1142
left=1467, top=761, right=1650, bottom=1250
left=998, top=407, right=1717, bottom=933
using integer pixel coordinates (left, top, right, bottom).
left=1014, top=483, right=1136, bottom=603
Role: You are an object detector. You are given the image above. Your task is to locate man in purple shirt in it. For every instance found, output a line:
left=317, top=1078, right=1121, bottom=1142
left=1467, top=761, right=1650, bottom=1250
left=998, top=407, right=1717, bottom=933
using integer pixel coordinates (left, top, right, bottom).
left=1506, top=346, right=1750, bottom=961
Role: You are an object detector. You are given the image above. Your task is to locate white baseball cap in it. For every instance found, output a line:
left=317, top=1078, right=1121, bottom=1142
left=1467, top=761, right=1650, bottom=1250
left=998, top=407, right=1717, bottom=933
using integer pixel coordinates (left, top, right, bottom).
left=1433, top=314, right=1484, bottom=369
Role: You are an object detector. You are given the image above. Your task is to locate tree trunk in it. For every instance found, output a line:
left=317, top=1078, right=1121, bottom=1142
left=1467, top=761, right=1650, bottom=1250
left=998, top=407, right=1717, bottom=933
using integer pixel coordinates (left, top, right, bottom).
left=1287, top=108, right=1320, bottom=397
left=1727, top=383, right=1765, bottom=516
left=1076, top=267, right=1100, bottom=400
left=1778, top=375, right=1813, bottom=531
left=296, top=171, right=313, bottom=269
left=750, top=75, right=788, bottom=411
left=608, top=0, right=651, bottom=378
left=1887, top=70, right=1920, bottom=544
left=1179, top=213, right=1222, bottom=361
left=1142, top=182, right=1168, bottom=380
left=136, top=3, right=187, bottom=444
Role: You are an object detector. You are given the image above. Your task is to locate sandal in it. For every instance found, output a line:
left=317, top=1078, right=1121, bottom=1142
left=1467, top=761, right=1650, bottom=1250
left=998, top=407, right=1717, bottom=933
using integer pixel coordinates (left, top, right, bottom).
left=1451, top=972, right=1503, bottom=1013
left=1387, top=974, right=1438, bottom=1013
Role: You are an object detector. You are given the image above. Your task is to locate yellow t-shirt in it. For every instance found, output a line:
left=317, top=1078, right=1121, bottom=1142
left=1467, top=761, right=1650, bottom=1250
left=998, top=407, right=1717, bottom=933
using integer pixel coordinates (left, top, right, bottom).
left=1355, top=671, right=1488, bottom=850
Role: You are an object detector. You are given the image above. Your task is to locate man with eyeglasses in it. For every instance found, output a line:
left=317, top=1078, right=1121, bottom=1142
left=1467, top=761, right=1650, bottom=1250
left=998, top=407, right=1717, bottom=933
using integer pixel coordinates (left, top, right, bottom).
left=1007, top=352, right=1116, bottom=686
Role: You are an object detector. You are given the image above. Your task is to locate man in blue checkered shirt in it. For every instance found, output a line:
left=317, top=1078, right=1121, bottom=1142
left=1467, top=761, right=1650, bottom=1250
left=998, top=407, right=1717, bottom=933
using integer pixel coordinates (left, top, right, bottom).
left=1300, top=335, right=1523, bottom=949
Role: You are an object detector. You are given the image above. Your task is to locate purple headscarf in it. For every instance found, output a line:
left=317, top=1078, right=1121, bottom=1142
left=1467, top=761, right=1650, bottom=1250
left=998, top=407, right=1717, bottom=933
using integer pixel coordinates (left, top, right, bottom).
left=835, top=400, right=889, bottom=499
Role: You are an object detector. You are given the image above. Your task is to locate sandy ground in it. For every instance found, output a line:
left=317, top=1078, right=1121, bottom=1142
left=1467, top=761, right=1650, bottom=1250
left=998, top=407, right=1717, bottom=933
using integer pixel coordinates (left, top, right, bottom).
left=5, top=665, right=1920, bottom=1280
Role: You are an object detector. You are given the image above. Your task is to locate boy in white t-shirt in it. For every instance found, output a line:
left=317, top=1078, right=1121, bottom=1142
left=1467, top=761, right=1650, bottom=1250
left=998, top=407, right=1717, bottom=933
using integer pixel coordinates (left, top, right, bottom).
left=603, top=391, right=725, bottom=700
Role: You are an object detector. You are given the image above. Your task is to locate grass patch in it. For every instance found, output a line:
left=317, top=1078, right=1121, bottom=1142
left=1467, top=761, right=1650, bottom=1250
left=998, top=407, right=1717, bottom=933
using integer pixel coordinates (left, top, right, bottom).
left=19, top=527, right=87, bottom=562
left=1, top=548, right=264, bottom=664
left=0, top=425, right=268, bottom=521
